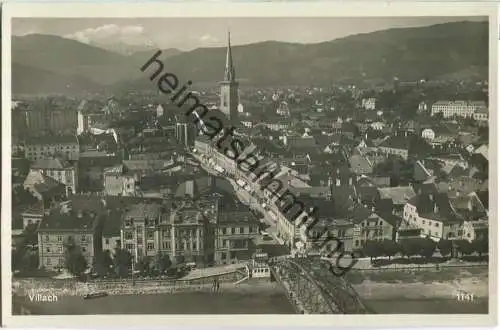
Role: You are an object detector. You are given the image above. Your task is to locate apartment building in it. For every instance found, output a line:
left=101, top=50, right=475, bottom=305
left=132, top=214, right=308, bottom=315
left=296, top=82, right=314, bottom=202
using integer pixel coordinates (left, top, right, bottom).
left=25, top=135, right=80, bottom=161
left=37, top=209, right=100, bottom=271
left=158, top=202, right=215, bottom=265
left=121, top=203, right=162, bottom=261
left=103, top=165, right=136, bottom=196
left=29, top=158, right=78, bottom=195
left=215, top=207, right=260, bottom=264
left=403, top=192, right=463, bottom=242
left=431, top=101, right=487, bottom=118
left=361, top=98, right=376, bottom=110
left=473, top=106, right=488, bottom=122
left=377, top=135, right=411, bottom=160
left=24, top=106, right=78, bottom=135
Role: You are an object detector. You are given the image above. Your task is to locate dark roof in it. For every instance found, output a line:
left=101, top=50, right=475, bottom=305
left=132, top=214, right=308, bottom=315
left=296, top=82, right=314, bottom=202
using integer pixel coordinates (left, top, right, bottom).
left=101, top=209, right=124, bottom=237
left=31, top=158, right=73, bottom=170
left=476, top=190, right=489, bottom=209
left=79, top=155, right=121, bottom=168
left=286, top=136, right=317, bottom=150
left=379, top=135, right=410, bottom=150
left=26, top=135, right=78, bottom=146
left=38, top=211, right=100, bottom=232
left=218, top=210, right=259, bottom=225
left=409, top=192, right=461, bottom=224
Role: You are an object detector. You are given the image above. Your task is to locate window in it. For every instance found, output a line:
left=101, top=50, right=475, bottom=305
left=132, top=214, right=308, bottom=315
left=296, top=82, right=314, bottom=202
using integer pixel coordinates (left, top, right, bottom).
left=46, top=258, right=51, bottom=265
left=240, top=227, right=245, bottom=234
left=125, top=232, right=133, bottom=240
left=147, top=231, right=154, bottom=240
left=354, top=240, right=359, bottom=247
left=81, top=235, right=86, bottom=242
left=125, top=244, right=133, bottom=250
left=58, top=246, right=63, bottom=253
left=46, top=247, right=50, bottom=253
left=45, top=235, right=49, bottom=242
left=435, top=223, right=439, bottom=227
left=221, top=252, right=226, bottom=260
left=82, top=246, right=87, bottom=252
left=467, top=233, right=471, bottom=238
left=192, top=242, right=197, bottom=250
left=147, top=243, right=154, bottom=251
left=105, top=238, right=110, bottom=245
left=231, top=228, right=235, bottom=235
left=137, top=238, right=143, bottom=244
left=379, top=221, right=383, bottom=226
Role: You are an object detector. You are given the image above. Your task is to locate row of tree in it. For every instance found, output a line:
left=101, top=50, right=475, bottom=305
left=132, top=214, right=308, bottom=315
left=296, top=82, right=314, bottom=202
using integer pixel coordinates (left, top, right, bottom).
left=12, top=224, right=39, bottom=272
left=361, top=238, right=488, bottom=262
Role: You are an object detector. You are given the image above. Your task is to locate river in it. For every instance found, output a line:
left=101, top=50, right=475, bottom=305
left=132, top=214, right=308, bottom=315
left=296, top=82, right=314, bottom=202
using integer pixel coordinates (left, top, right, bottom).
left=16, top=292, right=488, bottom=315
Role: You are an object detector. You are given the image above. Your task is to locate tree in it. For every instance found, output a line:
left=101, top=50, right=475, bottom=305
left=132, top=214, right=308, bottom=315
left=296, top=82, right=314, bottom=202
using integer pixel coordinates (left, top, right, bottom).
left=381, top=240, right=399, bottom=261
left=437, top=239, right=453, bottom=258
left=176, top=254, right=185, bottom=265
left=113, top=248, right=132, bottom=278
left=399, top=239, right=420, bottom=259
left=362, top=240, right=383, bottom=262
left=455, top=240, right=474, bottom=257
left=12, top=247, right=38, bottom=272
left=93, top=250, right=113, bottom=277
left=136, top=256, right=150, bottom=276
left=21, top=223, right=39, bottom=247
left=64, top=248, right=88, bottom=276
left=471, top=238, right=488, bottom=257
left=156, top=253, right=172, bottom=273
left=416, top=237, right=436, bottom=261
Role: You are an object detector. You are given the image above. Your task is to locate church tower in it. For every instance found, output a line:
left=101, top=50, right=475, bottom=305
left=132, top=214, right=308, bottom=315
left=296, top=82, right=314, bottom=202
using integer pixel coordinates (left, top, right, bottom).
left=219, top=32, right=239, bottom=124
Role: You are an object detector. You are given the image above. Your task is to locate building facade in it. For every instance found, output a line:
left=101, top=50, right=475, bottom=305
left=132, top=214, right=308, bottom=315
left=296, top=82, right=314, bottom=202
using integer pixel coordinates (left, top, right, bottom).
left=25, top=135, right=80, bottom=161
left=431, top=101, right=487, bottom=118
left=37, top=210, right=99, bottom=271
left=29, top=158, right=79, bottom=195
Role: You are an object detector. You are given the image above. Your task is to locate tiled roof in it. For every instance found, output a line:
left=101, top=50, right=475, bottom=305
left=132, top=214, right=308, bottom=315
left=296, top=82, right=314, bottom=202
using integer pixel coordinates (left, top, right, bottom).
left=218, top=210, right=259, bottom=224
left=410, top=192, right=460, bottom=224
left=123, top=203, right=162, bottom=221
left=102, top=209, right=125, bottom=237
left=31, top=158, right=72, bottom=170
left=38, top=211, right=100, bottom=232
left=25, top=135, right=78, bottom=146
left=378, top=135, right=411, bottom=150
left=378, top=186, right=416, bottom=205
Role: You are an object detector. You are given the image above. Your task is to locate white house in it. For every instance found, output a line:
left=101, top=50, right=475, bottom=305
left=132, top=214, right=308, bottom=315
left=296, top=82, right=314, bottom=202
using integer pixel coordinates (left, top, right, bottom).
left=421, top=128, right=435, bottom=141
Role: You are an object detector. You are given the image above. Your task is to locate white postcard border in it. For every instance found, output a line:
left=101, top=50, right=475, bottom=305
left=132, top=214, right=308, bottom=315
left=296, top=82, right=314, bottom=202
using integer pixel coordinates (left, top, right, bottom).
left=1, top=1, right=498, bottom=327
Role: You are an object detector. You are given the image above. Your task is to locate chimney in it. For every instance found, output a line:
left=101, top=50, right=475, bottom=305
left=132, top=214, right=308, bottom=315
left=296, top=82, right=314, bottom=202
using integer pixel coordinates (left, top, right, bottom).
left=434, top=203, right=439, bottom=214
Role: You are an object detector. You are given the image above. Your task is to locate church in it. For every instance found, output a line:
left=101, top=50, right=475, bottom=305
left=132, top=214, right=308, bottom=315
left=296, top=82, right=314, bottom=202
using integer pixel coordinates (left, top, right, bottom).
left=219, top=32, right=239, bottom=124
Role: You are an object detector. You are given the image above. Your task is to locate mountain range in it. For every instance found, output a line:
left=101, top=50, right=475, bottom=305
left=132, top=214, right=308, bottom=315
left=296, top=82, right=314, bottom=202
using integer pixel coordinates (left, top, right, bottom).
left=12, top=21, right=488, bottom=95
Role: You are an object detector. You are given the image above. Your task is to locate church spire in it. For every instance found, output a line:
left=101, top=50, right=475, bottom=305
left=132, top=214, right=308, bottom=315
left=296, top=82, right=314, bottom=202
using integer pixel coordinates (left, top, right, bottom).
left=224, top=31, right=235, bottom=82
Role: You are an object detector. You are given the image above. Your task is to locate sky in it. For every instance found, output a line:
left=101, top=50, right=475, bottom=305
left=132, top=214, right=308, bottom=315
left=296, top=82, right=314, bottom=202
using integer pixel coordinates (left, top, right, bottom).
left=12, top=17, right=487, bottom=51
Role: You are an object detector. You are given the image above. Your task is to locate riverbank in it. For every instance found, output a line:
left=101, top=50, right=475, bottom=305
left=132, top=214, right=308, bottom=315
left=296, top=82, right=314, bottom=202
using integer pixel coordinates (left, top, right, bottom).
left=350, top=266, right=488, bottom=300
left=15, top=280, right=295, bottom=315
left=13, top=278, right=283, bottom=298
